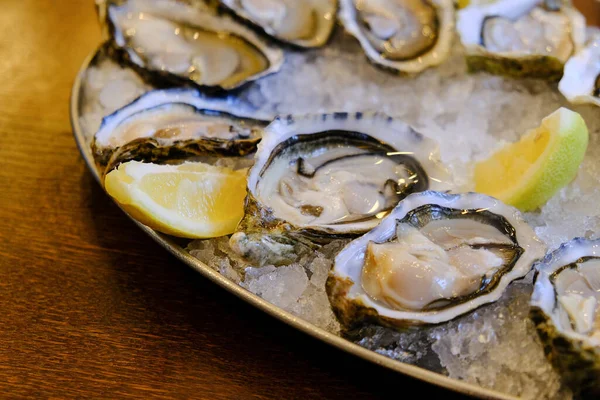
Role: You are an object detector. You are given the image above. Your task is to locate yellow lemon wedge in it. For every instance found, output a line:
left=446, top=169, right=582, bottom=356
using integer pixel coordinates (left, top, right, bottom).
left=104, top=161, right=247, bottom=238
left=475, top=107, right=588, bottom=211
left=456, top=0, right=470, bottom=9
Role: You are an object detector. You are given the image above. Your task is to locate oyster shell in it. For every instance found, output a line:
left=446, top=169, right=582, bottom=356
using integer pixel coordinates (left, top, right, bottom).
left=559, top=32, right=600, bottom=107
left=230, top=112, right=453, bottom=265
left=92, top=88, right=272, bottom=169
left=327, top=191, right=546, bottom=328
left=101, top=0, right=284, bottom=91
left=219, top=0, right=338, bottom=48
left=338, top=0, right=455, bottom=73
left=530, top=238, right=600, bottom=398
left=457, top=0, right=586, bottom=79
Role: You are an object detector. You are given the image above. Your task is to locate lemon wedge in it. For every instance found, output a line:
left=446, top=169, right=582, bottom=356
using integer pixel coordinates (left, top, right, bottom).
left=475, top=108, right=588, bottom=211
left=104, top=161, right=247, bottom=238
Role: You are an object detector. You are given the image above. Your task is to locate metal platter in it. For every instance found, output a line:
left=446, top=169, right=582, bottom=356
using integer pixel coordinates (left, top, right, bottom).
left=70, top=46, right=517, bottom=400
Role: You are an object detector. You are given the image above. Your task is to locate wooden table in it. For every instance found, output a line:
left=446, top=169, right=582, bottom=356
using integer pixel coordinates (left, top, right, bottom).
left=1, top=1, right=598, bottom=398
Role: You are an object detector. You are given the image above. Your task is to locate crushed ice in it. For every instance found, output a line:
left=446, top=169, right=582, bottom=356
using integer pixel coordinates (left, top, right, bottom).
left=188, top=237, right=344, bottom=334
left=78, top=27, right=600, bottom=400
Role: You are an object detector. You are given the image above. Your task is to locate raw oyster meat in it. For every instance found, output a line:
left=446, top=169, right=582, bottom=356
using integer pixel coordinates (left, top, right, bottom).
left=92, top=88, right=272, bottom=169
left=100, top=0, right=284, bottom=91
left=219, top=0, right=338, bottom=48
left=230, top=112, right=453, bottom=265
left=531, top=238, right=600, bottom=398
left=328, top=191, right=546, bottom=328
left=338, top=0, right=455, bottom=73
left=457, top=0, right=586, bottom=79
left=559, top=32, right=600, bottom=107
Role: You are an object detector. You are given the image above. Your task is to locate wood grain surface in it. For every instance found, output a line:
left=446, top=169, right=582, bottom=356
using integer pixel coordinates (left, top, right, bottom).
left=0, top=1, right=598, bottom=399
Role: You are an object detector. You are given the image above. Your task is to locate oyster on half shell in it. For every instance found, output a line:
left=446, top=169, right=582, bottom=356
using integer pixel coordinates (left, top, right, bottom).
left=559, top=32, right=600, bottom=107
left=229, top=112, right=453, bottom=266
left=327, top=191, right=546, bottom=328
left=92, top=88, right=272, bottom=170
left=219, top=0, right=338, bottom=48
left=100, top=0, right=284, bottom=91
left=338, top=0, right=455, bottom=73
left=457, top=0, right=586, bottom=79
left=531, top=238, right=600, bottom=398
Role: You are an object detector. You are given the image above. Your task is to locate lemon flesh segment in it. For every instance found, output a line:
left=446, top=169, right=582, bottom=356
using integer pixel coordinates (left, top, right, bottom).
left=104, top=161, right=248, bottom=239
left=475, top=107, right=588, bottom=212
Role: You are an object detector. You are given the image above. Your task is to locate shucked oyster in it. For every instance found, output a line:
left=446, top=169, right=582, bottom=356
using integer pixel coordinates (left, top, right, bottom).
left=230, top=112, right=452, bottom=265
left=92, top=88, right=271, bottom=169
left=338, top=0, right=455, bottom=73
left=101, top=0, right=284, bottom=91
left=559, top=32, right=600, bottom=107
left=328, top=191, right=546, bottom=328
left=457, top=0, right=586, bottom=79
left=219, top=0, right=338, bottom=47
left=531, top=238, right=600, bottom=398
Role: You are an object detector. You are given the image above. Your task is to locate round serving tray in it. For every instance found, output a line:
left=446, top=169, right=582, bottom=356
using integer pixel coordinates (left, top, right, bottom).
left=70, top=47, right=517, bottom=400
